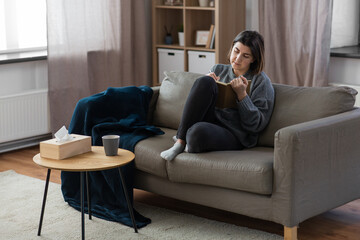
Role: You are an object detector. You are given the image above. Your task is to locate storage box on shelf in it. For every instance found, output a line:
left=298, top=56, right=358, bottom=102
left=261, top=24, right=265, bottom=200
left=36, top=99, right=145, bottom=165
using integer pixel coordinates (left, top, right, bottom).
left=158, top=48, right=185, bottom=83
left=188, top=50, right=215, bottom=74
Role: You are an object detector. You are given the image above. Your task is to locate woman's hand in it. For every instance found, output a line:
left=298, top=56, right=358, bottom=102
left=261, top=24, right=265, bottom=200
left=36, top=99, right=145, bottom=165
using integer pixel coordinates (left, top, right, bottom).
left=207, top=72, right=220, bottom=81
left=230, top=75, right=248, bottom=101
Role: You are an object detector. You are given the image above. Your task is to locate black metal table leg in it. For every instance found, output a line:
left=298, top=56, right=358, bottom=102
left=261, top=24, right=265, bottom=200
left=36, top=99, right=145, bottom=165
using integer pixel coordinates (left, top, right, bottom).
left=80, top=172, right=85, bottom=240
left=118, top=168, right=138, bottom=233
left=86, top=172, right=91, bottom=220
left=37, top=169, right=51, bottom=236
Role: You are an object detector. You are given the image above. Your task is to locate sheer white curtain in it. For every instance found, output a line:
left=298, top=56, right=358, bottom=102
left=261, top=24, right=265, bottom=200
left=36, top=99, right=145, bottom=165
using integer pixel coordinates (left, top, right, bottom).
left=258, top=0, right=333, bottom=86
left=47, top=0, right=151, bottom=133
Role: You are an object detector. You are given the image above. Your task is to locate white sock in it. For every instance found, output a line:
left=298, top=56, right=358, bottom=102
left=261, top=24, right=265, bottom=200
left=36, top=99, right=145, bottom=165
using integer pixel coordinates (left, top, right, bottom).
left=184, top=145, right=188, bottom=153
left=160, top=142, right=185, bottom=161
left=172, top=136, right=188, bottom=152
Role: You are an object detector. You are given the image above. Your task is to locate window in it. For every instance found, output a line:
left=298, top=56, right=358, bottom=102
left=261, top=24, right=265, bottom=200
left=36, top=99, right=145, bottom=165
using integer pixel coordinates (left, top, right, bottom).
left=331, top=0, right=359, bottom=48
left=0, top=0, right=47, bottom=53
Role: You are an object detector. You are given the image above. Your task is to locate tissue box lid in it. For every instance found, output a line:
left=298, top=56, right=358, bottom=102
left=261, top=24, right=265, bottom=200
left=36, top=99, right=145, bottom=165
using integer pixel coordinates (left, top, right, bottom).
left=40, top=134, right=92, bottom=160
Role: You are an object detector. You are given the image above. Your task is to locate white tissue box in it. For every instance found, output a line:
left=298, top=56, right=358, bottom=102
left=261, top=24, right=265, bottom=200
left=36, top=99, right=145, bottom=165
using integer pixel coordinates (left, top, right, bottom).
left=40, top=134, right=92, bottom=160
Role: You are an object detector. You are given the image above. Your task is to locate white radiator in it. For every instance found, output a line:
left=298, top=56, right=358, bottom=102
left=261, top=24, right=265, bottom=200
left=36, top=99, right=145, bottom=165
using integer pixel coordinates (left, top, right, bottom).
left=0, top=89, right=50, bottom=143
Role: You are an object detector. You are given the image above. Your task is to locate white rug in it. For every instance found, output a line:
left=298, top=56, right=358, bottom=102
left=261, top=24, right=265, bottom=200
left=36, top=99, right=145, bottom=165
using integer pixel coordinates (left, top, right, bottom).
left=0, top=170, right=282, bottom=240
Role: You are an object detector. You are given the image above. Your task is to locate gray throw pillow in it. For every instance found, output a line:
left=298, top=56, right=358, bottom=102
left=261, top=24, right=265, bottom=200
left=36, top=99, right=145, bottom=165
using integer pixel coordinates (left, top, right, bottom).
left=153, top=71, right=204, bottom=130
left=258, top=83, right=358, bottom=147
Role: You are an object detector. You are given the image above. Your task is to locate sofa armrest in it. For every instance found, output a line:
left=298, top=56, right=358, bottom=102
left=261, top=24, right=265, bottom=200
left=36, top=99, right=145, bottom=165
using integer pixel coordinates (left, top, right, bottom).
left=147, top=86, right=160, bottom=125
left=272, top=108, right=360, bottom=227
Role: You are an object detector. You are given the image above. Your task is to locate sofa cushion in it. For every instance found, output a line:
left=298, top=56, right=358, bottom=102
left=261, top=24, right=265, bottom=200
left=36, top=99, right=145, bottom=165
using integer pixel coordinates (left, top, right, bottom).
left=148, top=86, right=160, bottom=124
left=134, top=128, right=177, bottom=179
left=258, top=84, right=357, bottom=147
left=153, top=71, right=204, bottom=129
left=166, top=147, right=274, bottom=195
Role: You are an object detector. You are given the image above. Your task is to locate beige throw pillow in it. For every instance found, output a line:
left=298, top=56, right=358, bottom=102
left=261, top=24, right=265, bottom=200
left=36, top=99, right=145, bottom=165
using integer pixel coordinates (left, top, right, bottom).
left=153, top=71, right=204, bottom=129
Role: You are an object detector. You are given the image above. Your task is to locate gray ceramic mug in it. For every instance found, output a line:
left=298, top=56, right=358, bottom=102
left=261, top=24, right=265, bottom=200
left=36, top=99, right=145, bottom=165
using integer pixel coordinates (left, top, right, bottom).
left=102, top=135, right=120, bottom=156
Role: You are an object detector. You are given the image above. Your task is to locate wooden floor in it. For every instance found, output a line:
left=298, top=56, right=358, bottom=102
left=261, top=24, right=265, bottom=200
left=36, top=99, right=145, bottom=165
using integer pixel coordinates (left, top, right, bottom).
left=1, top=146, right=360, bottom=240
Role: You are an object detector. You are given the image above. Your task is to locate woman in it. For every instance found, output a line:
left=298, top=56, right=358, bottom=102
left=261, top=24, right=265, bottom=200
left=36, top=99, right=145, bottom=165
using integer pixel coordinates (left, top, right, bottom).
left=161, top=30, right=274, bottom=161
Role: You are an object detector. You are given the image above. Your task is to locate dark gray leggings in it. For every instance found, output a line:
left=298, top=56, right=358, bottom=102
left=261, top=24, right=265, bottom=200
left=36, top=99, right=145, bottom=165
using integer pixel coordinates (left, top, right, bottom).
left=177, top=76, right=241, bottom=153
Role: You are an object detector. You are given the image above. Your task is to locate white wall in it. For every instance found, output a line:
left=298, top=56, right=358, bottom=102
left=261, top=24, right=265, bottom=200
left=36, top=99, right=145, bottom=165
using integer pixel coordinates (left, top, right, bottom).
left=329, top=57, right=360, bottom=86
left=0, top=60, right=48, bottom=96
left=0, top=60, right=50, bottom=144
left=329, top=57, right=360, bottom=107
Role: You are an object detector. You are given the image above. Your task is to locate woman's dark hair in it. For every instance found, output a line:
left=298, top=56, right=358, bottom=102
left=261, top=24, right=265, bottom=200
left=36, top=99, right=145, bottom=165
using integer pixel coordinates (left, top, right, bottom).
left=227, top=30, right=265, bottom=75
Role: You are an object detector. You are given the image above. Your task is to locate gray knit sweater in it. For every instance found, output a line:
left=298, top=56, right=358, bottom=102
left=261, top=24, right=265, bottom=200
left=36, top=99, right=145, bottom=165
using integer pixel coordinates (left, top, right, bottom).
left=210, top=64, right=275, bottom=148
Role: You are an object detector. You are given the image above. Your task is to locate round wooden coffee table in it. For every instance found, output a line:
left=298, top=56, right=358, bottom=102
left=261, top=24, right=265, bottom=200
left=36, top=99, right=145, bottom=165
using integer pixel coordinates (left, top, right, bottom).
left=33, top=146, right=137, bottom=240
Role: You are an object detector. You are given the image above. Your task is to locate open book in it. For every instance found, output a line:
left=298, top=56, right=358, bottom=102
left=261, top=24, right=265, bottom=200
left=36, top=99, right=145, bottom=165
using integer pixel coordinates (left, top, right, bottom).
left=216, top=80, right=252, bottom=108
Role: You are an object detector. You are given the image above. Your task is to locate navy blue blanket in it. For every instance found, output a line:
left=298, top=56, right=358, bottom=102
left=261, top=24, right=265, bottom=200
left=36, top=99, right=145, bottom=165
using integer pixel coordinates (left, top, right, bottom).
left=61, top=86, right=164, bottom=228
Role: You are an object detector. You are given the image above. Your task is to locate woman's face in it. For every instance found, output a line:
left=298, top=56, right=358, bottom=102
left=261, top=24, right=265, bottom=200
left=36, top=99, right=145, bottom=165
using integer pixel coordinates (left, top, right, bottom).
left=230, top=42, right=254, bottom=76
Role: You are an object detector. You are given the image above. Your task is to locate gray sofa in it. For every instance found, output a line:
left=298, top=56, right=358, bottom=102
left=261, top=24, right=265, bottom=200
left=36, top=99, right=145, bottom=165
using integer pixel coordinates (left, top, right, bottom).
left=133, top=71, right=360, bottom=239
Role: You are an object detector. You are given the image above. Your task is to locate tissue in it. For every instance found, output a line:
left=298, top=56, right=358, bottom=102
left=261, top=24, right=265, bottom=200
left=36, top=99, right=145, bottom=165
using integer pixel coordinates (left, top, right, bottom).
left=55, top=126, right=73, bottom=142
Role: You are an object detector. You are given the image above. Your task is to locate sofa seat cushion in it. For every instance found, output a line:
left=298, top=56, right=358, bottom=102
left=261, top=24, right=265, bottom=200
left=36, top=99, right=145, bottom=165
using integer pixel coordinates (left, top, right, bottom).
left=134, top=128, right=177, bottom=179
left=166, top=147, right=274, bottom=195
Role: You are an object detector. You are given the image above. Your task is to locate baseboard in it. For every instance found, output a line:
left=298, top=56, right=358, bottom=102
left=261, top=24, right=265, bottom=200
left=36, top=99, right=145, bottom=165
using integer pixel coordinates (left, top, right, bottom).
left=0, top=133, right=52, bottom=153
